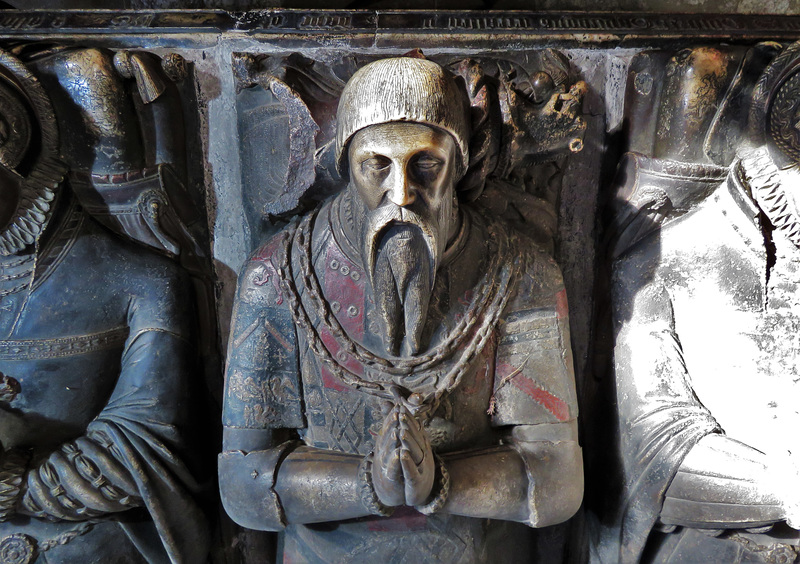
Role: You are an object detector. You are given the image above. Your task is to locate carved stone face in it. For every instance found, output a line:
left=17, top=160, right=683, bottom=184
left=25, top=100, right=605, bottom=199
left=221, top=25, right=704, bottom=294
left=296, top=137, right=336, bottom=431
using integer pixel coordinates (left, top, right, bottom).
left=347, top=121, right=460, bottom=356
left=349, top=122, right=460, bottom=267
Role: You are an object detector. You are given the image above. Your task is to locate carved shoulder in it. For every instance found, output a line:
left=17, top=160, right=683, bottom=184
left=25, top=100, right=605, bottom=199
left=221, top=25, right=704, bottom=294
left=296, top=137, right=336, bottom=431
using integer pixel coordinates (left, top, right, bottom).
left=491, top=236, right=577, bottom=427
left=223, top=230, right=303, bottom=432
left=29, top=213, right=193, bottom=338
left=237, top=232, right=291, bottom=307
left=508, top=235, right=569, bottom=314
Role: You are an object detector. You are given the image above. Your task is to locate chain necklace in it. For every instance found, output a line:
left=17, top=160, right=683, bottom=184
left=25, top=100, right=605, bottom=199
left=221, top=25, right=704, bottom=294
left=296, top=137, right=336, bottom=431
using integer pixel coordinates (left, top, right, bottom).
left=278, top=205, right=521, bottom=419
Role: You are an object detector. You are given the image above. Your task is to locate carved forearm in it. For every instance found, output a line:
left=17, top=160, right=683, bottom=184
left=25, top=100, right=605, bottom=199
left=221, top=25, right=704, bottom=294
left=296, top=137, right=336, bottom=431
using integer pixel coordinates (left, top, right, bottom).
left=441, top=427, right=583, bottom=527
left=513, top=437, right=584, bottom=527
left=275, top=446, right=376, bottom=523
left=219, top=442, right=375, bottom=531
left=660, top=433, right=786, bottom=528
left=439, top=445, right=529, bottom=521
left=220, top=423, right=583, bottom=531
left=279, top=442, right=582, bottom=527
left=219, top=445, right=290, bottom=532
left=17, top=431, right=142, bottom=522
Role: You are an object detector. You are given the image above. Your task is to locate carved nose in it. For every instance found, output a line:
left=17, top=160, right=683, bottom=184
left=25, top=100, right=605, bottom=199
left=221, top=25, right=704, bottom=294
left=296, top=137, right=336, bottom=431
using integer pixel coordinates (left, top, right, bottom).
left=387, top=171, right=415, bottom=207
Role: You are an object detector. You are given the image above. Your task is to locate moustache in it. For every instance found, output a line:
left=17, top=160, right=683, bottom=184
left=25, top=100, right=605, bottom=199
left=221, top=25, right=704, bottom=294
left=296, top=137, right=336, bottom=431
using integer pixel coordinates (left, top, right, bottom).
left=363, top=204, right=441, bottom=289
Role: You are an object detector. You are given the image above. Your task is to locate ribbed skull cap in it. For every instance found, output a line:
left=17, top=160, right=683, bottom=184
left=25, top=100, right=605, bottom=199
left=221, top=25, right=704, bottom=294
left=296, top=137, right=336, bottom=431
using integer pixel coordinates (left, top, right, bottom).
left=335, top=57, right=470, bottom=176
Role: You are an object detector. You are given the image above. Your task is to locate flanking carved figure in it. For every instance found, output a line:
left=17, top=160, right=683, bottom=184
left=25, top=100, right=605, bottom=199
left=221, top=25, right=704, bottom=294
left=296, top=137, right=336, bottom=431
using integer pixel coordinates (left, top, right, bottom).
left=600, top=42, right=800, bottom=563
left=0, top=45, right=208, bottom=564
left=220, top=53, right=587, bottom=561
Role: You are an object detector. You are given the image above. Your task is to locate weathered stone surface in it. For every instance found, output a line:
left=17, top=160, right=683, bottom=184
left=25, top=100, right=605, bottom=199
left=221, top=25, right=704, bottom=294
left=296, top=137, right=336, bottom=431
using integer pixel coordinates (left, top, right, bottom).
left=0, top=8, right=798, bottom=563
left=7, top=0, right=800, bottom=14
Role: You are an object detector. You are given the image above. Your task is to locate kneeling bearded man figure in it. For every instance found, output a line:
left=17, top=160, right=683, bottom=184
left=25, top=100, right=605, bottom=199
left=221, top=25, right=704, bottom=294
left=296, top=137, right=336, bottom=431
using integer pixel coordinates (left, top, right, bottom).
left=220, top=55, right=584, bottom=562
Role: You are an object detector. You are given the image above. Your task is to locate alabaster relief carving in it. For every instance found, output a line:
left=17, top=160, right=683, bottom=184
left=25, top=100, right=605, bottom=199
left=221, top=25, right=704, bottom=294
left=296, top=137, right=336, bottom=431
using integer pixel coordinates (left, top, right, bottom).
left=0, top=45, right=209, bottom=564
left=220, top=53, right=586, bottom=561
left=599, top=42, right=800, bottom=563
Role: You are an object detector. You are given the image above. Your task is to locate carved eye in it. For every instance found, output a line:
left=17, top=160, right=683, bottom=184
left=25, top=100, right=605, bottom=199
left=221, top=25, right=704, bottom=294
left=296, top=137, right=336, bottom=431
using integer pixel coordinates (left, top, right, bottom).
left=361, top=156, right=391, bottom=172
left=412, top=155, right=443, bottom=173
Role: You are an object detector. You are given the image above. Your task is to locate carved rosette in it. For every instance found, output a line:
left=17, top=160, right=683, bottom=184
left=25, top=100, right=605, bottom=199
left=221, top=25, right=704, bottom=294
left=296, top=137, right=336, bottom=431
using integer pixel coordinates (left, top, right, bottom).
left=0, top=534, right=36, bottom=564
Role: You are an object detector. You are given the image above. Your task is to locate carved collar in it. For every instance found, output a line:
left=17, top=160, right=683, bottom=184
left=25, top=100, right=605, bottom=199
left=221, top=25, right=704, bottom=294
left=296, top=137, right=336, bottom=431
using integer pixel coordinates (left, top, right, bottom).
left=0, top=155, right=66, bottom=256
left=0, top=192, right=82, bottom=340
left=739, top=145, right=800, bottom=249
left=281, top=204, right=520, bottom=419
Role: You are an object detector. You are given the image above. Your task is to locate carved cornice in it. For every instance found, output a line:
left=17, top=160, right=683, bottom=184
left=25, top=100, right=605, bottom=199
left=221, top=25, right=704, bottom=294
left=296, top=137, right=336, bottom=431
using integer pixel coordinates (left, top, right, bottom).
left=0, top=10, right=799, bottom=41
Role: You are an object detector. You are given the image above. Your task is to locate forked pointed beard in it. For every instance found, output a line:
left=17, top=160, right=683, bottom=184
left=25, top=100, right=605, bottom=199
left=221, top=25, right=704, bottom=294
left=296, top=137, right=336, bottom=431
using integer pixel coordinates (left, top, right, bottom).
left=363, top=205, right=440, bottom=285
left=364, top=213, right=440, bottom=357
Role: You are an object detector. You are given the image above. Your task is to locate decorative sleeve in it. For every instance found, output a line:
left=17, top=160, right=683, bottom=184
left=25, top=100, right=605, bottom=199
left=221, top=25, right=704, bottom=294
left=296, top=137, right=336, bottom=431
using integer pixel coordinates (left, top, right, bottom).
left=222, top=234, right=303, bottom=435
left=612, top=276, right=720, bottom=563
left=490, top=246, right=579, bottom=427
left=5, top=252, right=209, bottom=564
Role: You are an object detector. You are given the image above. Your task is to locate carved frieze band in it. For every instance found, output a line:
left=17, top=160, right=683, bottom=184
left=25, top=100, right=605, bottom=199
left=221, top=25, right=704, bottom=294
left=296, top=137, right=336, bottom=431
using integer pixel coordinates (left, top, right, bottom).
left=0, top=10, right=799, bottom=38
